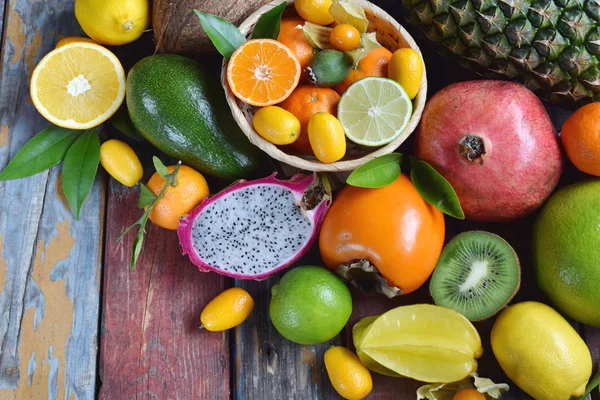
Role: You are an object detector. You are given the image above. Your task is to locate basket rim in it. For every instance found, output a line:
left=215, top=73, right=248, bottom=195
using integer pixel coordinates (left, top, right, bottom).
left=221, top=0, right=428, bottom=172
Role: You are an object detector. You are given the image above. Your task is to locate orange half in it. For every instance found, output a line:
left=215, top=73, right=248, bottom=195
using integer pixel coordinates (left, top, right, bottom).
left=30, top=42, right=125, bottom=130
left=227, top=39, right=301, bottom=106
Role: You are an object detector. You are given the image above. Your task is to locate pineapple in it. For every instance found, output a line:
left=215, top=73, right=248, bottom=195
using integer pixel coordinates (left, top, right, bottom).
left=403, top=0, right=600, bottom=103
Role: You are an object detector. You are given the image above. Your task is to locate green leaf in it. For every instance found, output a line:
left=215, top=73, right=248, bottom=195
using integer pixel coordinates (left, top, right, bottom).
left=347, top=153, right=402, bottom=188
left=252, top=2, right=286, bottom=39
left=119, top=161, right=181, bottom=270
left=62, top=129, right=101, bottom=220
left=0, top=126, right=80, bottom=181
left=138, top=183, right=157, bottom=208
left=578, top=370, right=600, bottom=400
left=152, top=156, right=170, bottom=179
left=110, top=103, right=138, bottom=140
left=194, top=10, right=246, bottom=58
left=410, top=159, right=465, bottom=219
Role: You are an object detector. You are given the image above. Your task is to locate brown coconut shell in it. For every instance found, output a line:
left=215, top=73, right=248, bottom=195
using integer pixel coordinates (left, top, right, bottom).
left=153, top=0, right=272, bottom=55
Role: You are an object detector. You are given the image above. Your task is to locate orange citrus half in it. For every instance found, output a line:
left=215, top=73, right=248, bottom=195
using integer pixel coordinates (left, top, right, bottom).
left=227, top=39, right=301, bottom=106
left=30, top=42, right=125, bottom=130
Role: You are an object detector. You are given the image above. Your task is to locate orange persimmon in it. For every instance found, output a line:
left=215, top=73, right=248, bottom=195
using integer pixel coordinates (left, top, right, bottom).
left=319, top=174, right=445, bottom=296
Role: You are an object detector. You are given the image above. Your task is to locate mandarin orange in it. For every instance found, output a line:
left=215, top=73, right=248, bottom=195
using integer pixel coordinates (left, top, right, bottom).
left=279, top=85, right=340, bottom=154
left=561, top=102, right=600, bottom=176
left=147, top=165, right=210, bottom=230
left=334, top=47, right=392, bottom=94
left=227, top=39, right=301, bottom=106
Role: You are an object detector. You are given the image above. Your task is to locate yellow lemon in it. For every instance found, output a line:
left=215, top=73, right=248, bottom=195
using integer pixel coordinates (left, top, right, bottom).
left=308, top=112, right=346, bottom=163
left=200, top=288, right=254, bottom=331
left=491, top=301, right=592, bottom=400
left=56, top=36, right=97, bottom=48
left=388, top=48, right=423, bottom=99
left=295, top=0, right=334, bottom=25
left=324, top=346, right=373, bottom=400
left=75, top=0, right=149, bottom=46
left=100, top=139, right=143, bottom=187
left=30, top=42, right=125, bottom=130
left=252, top=106, right=301, bottom=145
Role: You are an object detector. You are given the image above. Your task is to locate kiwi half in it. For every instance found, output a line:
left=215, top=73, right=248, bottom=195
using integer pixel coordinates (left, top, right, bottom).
left=430, top=231, right=521, bottom=321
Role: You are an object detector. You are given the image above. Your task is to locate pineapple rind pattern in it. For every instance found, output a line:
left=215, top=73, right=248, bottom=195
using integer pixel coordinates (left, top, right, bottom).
left=403, top=0, right=600, bottom=102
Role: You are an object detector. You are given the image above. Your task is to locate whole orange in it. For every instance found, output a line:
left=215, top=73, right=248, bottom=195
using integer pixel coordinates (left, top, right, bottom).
left=561, top=102, right=600, bottom=176
left=279, top=85, right=340, bottom=154
left=147, top=165, right=210, bottom=230
left=278, top=18, right=314, bottom=70
left=334, top=47, right=393, bottom=94
left=319, top=174, right=445, bottom=296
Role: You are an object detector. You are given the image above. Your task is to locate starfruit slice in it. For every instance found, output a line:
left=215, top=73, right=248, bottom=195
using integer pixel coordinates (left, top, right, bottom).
left=352, top=304, right=483, bottom=383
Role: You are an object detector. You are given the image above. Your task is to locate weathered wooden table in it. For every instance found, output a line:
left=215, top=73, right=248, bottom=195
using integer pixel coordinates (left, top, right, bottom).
left=0, top=1, right=598, bottom=399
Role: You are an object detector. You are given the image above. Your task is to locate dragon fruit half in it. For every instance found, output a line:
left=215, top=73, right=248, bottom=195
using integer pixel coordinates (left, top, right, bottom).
left=177, top=173, right=331, bottom=280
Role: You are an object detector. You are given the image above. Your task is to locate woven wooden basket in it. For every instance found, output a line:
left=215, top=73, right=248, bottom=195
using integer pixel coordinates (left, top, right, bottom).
left=221, top=0, right=427, bottom=172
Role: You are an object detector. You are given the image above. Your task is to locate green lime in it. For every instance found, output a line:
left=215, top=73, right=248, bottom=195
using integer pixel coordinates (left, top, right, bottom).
left=269, top=265, right=352, bottom=344
left=533, top=180, right=600, bottom=327
left=338, top=77, right=412, bottom=146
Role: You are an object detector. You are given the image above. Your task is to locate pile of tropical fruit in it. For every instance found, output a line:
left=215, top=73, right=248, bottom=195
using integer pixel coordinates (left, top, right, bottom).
left=1, top=0, right=600, bottom=399
left=218, top=0, right=422, bottom=162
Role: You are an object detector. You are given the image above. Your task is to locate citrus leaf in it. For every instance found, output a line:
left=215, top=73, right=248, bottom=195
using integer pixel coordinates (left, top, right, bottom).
left=329, top=0, right=369, bottom=34
left=252, top=2, right=286, bottom=39
left=0, top=126, right=80, bottom=181
left=303, top=22, right=333, bottom=49
left=410, top=159, right=465, bottom=219
left=347, top=153, right=402, bottom=188
left=194, top=10, right=246, bottom=58
left=578, top=370, right=600, bottom=400
left=152, top=156, right=170, bottom=179
left=138, top=183, right=157, bottom=208
left=110, top=103, right=138, bottom=140
left=62, top=129, right=101, bottom=220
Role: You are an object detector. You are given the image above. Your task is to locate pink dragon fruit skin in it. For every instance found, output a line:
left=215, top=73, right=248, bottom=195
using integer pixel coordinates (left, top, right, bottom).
left=177, top=173, right=331, bottom=280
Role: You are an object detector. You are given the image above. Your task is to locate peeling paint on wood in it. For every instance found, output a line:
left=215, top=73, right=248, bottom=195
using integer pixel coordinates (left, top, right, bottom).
left=0, top=125, right=7, bottom=147
left=0, top=234, right=6, bottom=295
left=99, top=177, right=230, bottom=400
left=0, top=1, right=102, bottom=399
left=7, top=4, right=25, bottom=65
left=7, top=221, right=74, bottom=399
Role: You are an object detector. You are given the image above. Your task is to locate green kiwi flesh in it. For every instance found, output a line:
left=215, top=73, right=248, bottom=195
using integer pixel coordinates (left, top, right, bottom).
left=430, top=231, right=521, bottom=321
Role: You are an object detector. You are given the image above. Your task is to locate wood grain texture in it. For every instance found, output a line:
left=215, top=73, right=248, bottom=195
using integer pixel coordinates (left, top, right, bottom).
left=99, top=176, right=230, bottom=400
left=0, top=1, right=103, bottom=399
left=233, top=276, right=342, bottom=399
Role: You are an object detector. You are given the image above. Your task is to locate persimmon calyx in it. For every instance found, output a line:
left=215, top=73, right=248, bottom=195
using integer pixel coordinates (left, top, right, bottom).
left=336, top=259, right=401, bottom=298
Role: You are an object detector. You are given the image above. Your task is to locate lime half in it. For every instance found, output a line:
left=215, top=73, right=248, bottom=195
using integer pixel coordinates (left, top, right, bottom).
left=338, top=77, right=412, bottom=146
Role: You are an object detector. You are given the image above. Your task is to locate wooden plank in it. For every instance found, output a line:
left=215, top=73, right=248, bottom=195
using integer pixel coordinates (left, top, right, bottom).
left=99, top=174, right=230, bottom=400
left=233, top=274, right=342, bottom=399
left=0, top=0, right=6, bottom=58
left=0, top=2, right=103, bottom=399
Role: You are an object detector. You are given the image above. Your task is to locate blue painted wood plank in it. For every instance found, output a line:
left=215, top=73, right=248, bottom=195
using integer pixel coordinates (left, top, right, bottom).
left=0, top=1, right=102, bottom=399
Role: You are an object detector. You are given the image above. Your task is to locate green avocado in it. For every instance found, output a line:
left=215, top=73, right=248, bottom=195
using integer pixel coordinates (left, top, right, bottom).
left=126, top=54, right=262, bottom=181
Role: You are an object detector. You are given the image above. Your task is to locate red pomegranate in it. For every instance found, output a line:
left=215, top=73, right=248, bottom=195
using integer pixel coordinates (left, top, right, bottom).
left=416, top=80, right=563, bottom=221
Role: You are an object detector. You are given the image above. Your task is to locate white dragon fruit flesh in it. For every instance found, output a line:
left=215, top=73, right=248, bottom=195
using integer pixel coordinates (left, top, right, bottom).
left=177, top=173, right=331, bottom=280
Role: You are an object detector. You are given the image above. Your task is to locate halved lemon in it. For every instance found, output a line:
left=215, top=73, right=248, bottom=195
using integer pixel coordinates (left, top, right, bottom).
left=30, top=42, right=125, bottom=130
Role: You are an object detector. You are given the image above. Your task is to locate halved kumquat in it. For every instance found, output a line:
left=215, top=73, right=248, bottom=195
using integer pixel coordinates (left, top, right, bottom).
left=227, top=39, right=301, bottom=107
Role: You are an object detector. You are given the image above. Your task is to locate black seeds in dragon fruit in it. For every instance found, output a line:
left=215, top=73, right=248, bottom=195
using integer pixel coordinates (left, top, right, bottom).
left=178, top=174, right=331, bottom=280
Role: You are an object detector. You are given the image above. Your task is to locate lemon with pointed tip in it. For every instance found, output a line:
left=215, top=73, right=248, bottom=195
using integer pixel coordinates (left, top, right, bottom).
left=75, top=0, right=150, bottom=46
left=491, top=301, right=592, bottom=400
